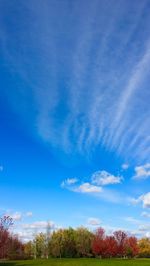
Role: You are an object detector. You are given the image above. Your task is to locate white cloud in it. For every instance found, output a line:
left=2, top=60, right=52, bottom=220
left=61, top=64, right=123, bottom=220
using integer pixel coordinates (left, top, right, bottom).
left=141, top=211, right=150, bottom=218
left=8, top=212, right=22, bottom=221
left=61, top=178, right=78, bottom=188
left=26, top=212, right=33, bottom=217
left=124, top=216, right=141, bottom=225
left=133, top=163, right=150, bottom=180
left=5, top=210, right=33, bottom=220
left=138, top=224, right=150, bottom=232
left=15, top=230, right=33, bottom=242
left=87, top=217, right=101, bottom=226
left=61, top=169, right=124, bottom=201
left=102, top=223, right=150, bottom=239
left=13, top=220, right=58, bottom=242
left=142, top=193, right=150, bottom=208
left=74, top=182, right=102, bottom=193
left=145, top=232, right=150, bottom=238
left=129, top=197, right=141, bottom=205
left=130, top=192, right=150, bottom=208
left=22, top=220, right=55, bottom=230
left=122, top=164, right=129, bottom=170
left=92, top=170, right=122, bottom=186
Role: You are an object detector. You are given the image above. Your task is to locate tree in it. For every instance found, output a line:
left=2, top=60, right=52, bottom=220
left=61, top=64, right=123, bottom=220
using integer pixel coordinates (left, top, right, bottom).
left=61, top=228, right=76, bottom=258
left=75, top=227, right=93, bottom=257
left=0, top=216, right=13, bottom=259
left=138, top=238, right=150, bottom=258
left=45, top=222, right=52, bottom=259
left=104, top=236, right=117, bottom=257
left=24, top=241, right=34, bottom=259
left=35, top=233, right=47, bottom=258
left=113, top=230, right=127, bottom=257
left=0, top=216, right=13, bottom=230
left=92, top=228, right=106, bottom=258
left=8, top=235, right=24, bottom=260
left=49, top=229, right=64, bottom=258
left=49, top=228, right=76, bottom=258
left=125, top=236, right=139, bottom=258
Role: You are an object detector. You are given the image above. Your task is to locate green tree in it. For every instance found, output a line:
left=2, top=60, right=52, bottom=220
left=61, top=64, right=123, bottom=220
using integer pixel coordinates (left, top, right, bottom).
left=75, top=227, right=93, bottom=257
left=35, top=233, right=47, bottom=258
left=49, top=229, right=64, bottom=258
left=61, top=228, right=76, bottom=257
left=49, top=228, right=76, bottom=258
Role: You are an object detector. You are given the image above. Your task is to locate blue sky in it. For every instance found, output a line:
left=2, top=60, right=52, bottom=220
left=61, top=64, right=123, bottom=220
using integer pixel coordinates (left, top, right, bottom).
left=0, top=0, right=150, bottom=241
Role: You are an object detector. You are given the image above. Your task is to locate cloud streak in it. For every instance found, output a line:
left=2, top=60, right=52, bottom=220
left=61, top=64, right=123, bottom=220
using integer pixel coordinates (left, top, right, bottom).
left=1, top=0, right=150, bottom=162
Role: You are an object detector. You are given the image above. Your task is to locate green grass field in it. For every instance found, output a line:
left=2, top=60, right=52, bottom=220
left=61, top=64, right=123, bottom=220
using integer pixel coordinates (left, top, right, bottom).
left=0, top=259, right=150, bottom=266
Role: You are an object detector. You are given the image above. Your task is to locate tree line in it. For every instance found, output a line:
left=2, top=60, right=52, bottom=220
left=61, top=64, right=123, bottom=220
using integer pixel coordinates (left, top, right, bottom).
left=0, top=216, right=150, bottom=260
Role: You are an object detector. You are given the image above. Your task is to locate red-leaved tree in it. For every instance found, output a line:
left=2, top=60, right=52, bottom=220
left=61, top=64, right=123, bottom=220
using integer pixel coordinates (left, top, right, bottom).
left=113, top=230, right=127, bottom=257
left=104, top=236, right=117, bottom=257
left=125, top=236, right=139, bottom=258
left=0, top=216, right=13, bottom=259
left=92, top=228, right=106, bottom=257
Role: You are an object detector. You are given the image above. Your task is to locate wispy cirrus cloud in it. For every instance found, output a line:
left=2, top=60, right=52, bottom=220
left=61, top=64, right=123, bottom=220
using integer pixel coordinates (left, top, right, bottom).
left=108, top=40, right=150, bottom=152
left=1, top=0, right=150, bottom=163
left=124, top=216, right=142, bottom=225
left=61, top=178, right=78, bottom=188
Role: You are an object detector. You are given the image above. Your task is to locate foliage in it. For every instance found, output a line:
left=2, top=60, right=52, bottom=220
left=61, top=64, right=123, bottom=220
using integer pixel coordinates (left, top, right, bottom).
left=92, top=228, right=138, bottom=258
left=0, top=216, right=13, bottom=259
left=113, top=230, right=127, bottom=257
left=138, top=238, right=150, bottom=258
left=0, top=216, right=13, bottom=230
left=49, top=228, right=76, bottom=258
left=8, top=235, right=24, bottom=260
left=23, top=227, right=141, bottom=259
left=75, top=227, right=94, bottom=257
left=24, top=241, right=34, bottom=258
left=92, top=228, right=106, bottom=257
left=0, top=216, right=24, bottom=259
left=35, top=233, right=48, bottom=258
left=125, top=236, right=139, bottom=258
left=104, top=236, right=117, bottom=257
left=0, top=215, right=149, bottom=260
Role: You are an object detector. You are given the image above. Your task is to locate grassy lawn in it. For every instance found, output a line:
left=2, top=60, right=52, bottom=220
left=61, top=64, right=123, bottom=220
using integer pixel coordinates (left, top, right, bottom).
left=0, top=258, right=150, bottom=266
